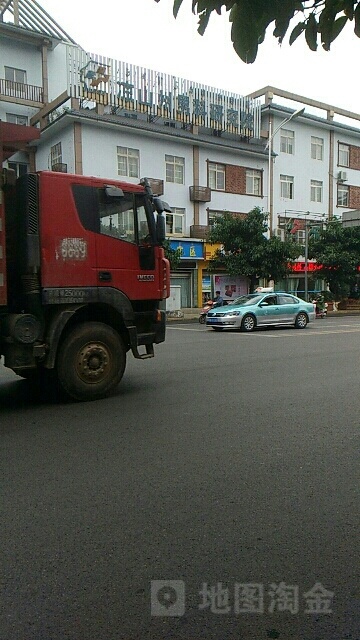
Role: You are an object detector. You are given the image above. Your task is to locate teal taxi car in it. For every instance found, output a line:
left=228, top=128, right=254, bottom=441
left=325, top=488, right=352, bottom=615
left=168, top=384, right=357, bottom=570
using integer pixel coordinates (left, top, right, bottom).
left=205, top=292, right=316, bottom=332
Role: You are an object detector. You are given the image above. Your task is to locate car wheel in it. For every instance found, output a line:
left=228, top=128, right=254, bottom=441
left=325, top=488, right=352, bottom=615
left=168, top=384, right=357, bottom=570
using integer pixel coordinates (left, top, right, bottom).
left=241, top=314, right=256, bottom=332
left=199, top=315, right=206, bottom=324
left=295, top=312, right=308, bottom=329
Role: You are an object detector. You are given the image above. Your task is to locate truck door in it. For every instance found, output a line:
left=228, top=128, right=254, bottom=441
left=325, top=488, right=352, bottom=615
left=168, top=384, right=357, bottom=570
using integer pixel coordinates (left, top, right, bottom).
left=94, top=188, right=160, bottom=300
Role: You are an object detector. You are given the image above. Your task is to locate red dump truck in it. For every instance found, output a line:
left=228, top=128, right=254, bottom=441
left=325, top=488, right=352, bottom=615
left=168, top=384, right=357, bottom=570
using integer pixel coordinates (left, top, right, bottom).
left=0, top=169, right=170, bottom=401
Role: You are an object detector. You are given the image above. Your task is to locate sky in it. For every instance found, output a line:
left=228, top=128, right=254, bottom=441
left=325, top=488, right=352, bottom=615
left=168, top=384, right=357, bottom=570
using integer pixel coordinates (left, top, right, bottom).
left=36, top=0, right=358, bottom=114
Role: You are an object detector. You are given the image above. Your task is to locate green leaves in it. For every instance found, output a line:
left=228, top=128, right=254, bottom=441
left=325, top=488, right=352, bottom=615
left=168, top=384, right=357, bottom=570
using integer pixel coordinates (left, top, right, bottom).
left=163, top=239, right=182, bottom=270
left=153, top=0, right=360, bottom=63
left=355, top=1, right=360, bottom=36
left=308, top=220, right=360, bottom=298
left=207, top=208, right=300, bottom=282
left=173, top=0, right=184, bottom=17
left=228, top=3, right=259, bottom=63
left=305, top=12, right=318, bottom=50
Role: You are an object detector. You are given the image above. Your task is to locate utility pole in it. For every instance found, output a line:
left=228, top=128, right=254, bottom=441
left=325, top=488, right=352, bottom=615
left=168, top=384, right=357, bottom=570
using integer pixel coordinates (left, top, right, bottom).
left=304, top=220, right=309, bottom=301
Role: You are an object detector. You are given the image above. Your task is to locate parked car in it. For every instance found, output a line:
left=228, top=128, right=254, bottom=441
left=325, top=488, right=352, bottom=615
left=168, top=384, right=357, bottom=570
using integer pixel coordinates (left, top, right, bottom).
left=205, top=292, right=316, bottom=332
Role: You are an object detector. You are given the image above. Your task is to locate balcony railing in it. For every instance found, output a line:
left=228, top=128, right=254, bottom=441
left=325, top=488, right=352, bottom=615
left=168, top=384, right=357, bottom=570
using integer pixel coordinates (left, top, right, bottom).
left=0, top=79, right=43, bottom=103
left=190, top=225, right=210, bottom=239
left=189, top=185, right=211, bottom=202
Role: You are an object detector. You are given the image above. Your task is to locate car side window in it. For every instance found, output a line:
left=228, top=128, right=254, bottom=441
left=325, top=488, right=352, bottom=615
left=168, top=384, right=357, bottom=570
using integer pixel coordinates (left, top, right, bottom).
left=279, top=295, right=298, bottom=305
left=264, top=296, right=277, bottom=305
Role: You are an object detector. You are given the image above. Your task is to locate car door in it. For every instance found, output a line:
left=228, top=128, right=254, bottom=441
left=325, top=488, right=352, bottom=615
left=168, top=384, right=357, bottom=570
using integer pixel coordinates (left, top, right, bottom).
left=256, top=295, right=280, bottom=325
left=278, top=294, right=299, bottom=323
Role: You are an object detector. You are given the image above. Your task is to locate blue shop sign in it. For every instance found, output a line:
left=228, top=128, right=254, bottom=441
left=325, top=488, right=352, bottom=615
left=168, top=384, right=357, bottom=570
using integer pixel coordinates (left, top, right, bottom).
left=170, top=240, right=204, bottom=260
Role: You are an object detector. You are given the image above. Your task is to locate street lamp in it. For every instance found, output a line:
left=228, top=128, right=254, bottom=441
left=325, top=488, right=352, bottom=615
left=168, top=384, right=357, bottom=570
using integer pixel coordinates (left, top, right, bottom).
left=265, top=107, right=305, bottom=236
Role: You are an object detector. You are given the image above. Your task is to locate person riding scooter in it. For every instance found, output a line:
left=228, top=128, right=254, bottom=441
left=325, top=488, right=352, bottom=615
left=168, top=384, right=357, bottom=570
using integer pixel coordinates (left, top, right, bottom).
left=199, top=291, right=224, bottom=324
left=312, top=294, right=327, bottom=318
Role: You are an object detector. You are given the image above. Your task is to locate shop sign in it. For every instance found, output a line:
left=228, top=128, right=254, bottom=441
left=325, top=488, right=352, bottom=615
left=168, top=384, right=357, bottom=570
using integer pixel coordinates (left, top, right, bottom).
left=290, top=262, right=322, bottom=272
left=204, top=243, right=223, bottom=260
left=170, top=240, right=204, bottom=260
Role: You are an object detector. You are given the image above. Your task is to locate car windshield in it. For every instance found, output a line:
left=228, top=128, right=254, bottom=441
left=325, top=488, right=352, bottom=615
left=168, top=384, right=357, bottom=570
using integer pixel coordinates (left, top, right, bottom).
left=230, top=294, right=263, bottom=306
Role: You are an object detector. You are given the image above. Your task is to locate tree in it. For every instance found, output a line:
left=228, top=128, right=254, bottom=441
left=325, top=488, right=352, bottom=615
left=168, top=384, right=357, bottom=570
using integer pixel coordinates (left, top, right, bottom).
left=309, top=219, right=360, bottom=298
left=208, top=207, right=300, bottom=291
left=154, top=0, right=360, bottom=63
left=163, top=238, right=182, bottom=270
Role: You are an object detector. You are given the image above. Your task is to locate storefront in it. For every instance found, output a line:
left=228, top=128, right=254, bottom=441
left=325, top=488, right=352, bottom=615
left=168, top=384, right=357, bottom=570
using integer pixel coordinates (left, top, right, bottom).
left=197, top=243, right=249, bottom=307
left=277, top=261, right=325, bottom=300
left=169, top=239, right=204, bottom=308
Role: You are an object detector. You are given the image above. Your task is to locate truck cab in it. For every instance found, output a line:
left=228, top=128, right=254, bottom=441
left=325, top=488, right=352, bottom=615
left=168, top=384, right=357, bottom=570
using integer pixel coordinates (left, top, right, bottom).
left=0, top=169, right=170, bottom=401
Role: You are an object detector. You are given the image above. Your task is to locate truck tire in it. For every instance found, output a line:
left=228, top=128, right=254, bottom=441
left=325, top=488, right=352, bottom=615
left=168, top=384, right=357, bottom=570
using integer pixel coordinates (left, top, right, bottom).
left=57, top=322, right=126, bottom=401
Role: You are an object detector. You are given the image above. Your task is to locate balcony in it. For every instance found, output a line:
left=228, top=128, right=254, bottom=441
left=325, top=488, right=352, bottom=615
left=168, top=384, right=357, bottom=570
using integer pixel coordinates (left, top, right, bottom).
left=147, top=178, right=164, bottom=196
left=190, top=225, right=210, bottom=239
left=189, top=185, right=211, bottom=202
left=0, top=79, right=43, bottom=104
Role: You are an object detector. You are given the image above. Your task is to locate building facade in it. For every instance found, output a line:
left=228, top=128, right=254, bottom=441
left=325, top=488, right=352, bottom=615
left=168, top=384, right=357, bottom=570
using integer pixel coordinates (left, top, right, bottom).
left=2, top=1, right=360, bottom=305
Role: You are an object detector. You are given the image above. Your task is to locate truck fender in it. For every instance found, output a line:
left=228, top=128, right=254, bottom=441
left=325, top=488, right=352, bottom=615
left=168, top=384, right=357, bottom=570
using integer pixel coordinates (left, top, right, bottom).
left=43, top=305, right=84, bottom=369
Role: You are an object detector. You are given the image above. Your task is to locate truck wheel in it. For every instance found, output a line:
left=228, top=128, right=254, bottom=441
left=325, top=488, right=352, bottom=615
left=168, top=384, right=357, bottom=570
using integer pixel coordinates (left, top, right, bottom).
left=57, top=322, right=126, bottom=401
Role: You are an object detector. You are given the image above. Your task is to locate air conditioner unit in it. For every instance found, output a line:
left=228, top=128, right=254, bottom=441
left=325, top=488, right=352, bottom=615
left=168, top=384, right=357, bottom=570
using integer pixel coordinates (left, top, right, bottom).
left=52, top=163, right=67, bottom=173
left=276, top=228, right=285, bottom=241
left=338, top=171, right=347, bottom=182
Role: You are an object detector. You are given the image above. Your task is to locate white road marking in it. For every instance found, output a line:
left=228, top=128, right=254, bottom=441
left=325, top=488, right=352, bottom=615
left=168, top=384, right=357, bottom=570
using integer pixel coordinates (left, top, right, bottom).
left=168, top=325, right=360, bottom=336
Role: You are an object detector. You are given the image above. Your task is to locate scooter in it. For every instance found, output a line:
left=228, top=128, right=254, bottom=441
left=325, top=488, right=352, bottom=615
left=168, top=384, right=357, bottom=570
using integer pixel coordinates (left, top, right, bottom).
left=199, top=300, right=229, bottom=323
left=312, top=300, right=328, bottom=318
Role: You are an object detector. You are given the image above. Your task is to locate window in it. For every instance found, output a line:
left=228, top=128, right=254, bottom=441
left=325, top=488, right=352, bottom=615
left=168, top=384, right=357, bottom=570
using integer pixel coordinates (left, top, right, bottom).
left=166, top=208, right=185, bottom=235
left=208, top=211, right=225, bottom=227
left=6, top=113, right=28, bottom=126
left=338, top=143, right=350, bottom=167
left=5, top=66, right=26, bottom=83
left=117, top=146, right=139, bottom=178
left=71, top=185, right=153, bottom=245
left=278, top=295, right=298, bottom=305
left=51, top=142, right=62, bottom=168
left=8, top=162, right=28, bottom=177
left=246, top=169, right=262, bottom=196
left=99, top=191, right=136, bottom=242
left=280, top=129, right=294, bottom=154
left=311, top=180, right=323, bottom=203
left=295, top=230, right=306, bottom=244
left=311, top=136, right=323, bottom=160
left=337, top=184, right=349, bottom=207
left=165, top=155, right=185, bottom=184
left=280, top=175, right=294, bottom=199
left=208, top=162, right=225, bottom=190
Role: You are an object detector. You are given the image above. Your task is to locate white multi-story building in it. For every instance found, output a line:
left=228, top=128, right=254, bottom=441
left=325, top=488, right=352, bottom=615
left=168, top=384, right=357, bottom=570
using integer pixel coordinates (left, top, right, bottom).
left=2, top=0, right=360, bottom=306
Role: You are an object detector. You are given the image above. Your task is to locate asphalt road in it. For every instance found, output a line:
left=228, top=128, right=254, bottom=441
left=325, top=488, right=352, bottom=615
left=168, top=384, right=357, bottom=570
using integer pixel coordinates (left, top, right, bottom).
left=1, top=316, right=359, bottom=640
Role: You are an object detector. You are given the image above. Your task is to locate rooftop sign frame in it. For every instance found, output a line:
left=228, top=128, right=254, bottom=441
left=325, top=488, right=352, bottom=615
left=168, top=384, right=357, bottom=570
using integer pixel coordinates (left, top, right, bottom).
left=67, top=48, right=261, bottom=139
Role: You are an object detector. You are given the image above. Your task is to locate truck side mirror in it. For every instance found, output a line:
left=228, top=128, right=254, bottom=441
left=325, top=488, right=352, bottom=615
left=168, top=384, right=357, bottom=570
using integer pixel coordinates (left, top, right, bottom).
left=156, top=214, right=166, bottom=244
left=153, top=196, right=172, bottom=214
